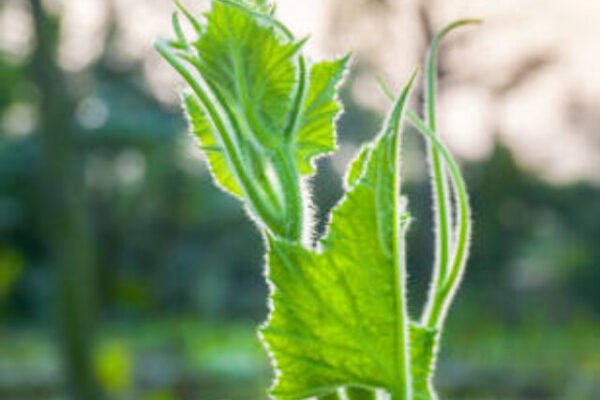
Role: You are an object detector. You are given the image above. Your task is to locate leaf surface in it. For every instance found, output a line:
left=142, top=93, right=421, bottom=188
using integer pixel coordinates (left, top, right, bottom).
left=183, top=92, right=244, bottom=198
left=261, top=74, right=424, bottom=400
left=295, top=56, right=349, bottom=175
left=192, top=0, right=301, bottom=141
left=170, top=0, right=349, bottom=218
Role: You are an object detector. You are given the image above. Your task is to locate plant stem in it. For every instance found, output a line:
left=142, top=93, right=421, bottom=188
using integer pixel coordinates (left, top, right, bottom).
left=285, top=55, right=308, bottom=141
left=274, top=147, right=304, bottom=242
left=390, top=71, right=418, bottom=400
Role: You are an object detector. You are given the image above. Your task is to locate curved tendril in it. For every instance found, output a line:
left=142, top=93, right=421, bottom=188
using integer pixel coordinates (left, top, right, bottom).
left=382, top=20, right=480, bottom=327
left=421, top=19, right=480, bottom=327
left=423, top=21, right=478, bottom=322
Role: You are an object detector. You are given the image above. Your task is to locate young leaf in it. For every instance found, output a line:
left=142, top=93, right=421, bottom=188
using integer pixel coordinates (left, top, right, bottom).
left=183, top=92, right=244, bottom=198
left=191, top=1, right=305, bottom=147
left=295, top=56, right=350, bottom=175
left=157, top=0, right=350, bottom=241
left=344, top=145, right=371, bottom=189
left=261, top=72, right=417, bottom=400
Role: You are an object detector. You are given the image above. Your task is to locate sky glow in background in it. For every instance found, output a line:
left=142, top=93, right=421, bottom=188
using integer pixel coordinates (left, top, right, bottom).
left=1, top=0, right=599, bottom=183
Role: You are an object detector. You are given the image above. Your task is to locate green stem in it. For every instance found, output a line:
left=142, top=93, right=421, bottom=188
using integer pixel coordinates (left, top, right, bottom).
left=277, top=47, right=309, bottom=243
left=390, top=70, right=418, bottom=400
left=273, top=146, right=304, bottom=242
left=285, top=55, right=308, bottom=142
left=277, top=33, right=308, bottom=242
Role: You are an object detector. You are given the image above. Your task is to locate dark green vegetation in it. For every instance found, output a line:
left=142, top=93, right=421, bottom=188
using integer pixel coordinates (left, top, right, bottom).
left=0, top=0, right=599, bottom=399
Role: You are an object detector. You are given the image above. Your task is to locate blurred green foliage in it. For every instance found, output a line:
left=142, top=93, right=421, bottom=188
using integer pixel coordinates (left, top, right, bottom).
left=0, top=1, right=598, bottom=399
left=95, top=340, right=133, bottom=395
left=0, top=247, right=23, bottom=302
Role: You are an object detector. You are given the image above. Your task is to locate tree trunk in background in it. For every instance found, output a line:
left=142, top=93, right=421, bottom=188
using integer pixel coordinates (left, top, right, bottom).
left=28, top=1, right=102, bottom=399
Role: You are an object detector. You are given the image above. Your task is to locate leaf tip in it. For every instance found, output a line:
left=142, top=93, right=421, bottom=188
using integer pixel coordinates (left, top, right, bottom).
left=407, top=66, right=420, bottom=86
left=341, top=52, right=353, bottom=65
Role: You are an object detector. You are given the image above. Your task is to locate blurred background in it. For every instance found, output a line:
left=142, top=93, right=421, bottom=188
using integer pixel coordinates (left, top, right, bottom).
left=0, top=0, right=599, bottom=399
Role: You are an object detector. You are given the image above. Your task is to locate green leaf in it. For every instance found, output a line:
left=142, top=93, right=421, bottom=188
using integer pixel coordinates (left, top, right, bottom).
left=260, top=72, right=417, bottom=400
left=295, top=56, right=350, bottom=175
left=183, top=92, right=244, bottom=198
left=344, top=146, right=371, bottom=190
left=159, top=1, right=350, bottom=240
left=192, top=0, right=302, bottom=146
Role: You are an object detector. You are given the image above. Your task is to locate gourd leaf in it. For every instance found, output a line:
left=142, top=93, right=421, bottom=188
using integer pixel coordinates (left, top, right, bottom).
left=261, top=72, right=420, bottom=400
left=296, top=56, right=350, bottom=175
left=183, top=92, right=244, bottom=198
left=191, top=0, right=301, bottom=145
left=344, top=145, right=371, bottom=189
left=160, top=0, right=350, bottom=238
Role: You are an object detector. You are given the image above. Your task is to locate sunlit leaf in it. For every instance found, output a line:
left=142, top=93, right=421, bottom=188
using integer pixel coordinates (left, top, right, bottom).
left=183, top=92, right=244, bottom=198
left=261, top=73, right=422, bottom=400
left=192, top=1, right=302, bottom=144
left=295, top=56, right=350, bottom=175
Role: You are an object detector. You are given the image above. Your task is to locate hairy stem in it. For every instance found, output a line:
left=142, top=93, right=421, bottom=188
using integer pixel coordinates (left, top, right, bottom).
left=390, top=70, right=418, bottom=400
left=273, top=147, right=304, bottom=241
